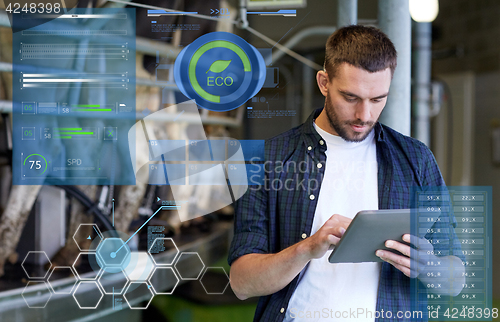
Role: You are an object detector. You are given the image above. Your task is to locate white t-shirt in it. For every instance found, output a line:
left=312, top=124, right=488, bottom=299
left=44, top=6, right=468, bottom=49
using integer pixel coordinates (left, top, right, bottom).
left=284, top=122, right=381, bottom=321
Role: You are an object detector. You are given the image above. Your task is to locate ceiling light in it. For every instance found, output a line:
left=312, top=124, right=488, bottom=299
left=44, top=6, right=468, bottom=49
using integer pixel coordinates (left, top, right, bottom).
left=409, top=0, right=439, bottom=22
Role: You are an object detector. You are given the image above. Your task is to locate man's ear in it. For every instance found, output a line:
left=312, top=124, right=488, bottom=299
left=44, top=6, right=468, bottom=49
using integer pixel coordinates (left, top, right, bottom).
left=316, top=70, right=329, bottom=97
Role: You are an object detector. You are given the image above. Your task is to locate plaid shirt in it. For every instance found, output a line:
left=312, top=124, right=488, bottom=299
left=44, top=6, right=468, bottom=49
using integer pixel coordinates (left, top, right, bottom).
left=228, top=108, right=463, bottom=322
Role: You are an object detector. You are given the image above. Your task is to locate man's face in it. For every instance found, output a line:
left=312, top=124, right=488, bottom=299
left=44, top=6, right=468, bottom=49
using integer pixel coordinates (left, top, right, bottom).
left=316, top=63, right=392, bottom=142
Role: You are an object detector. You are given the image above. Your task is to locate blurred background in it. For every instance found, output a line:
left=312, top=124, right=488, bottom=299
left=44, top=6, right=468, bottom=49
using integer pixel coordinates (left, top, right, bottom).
left=0, top=0, right=498, bottom=321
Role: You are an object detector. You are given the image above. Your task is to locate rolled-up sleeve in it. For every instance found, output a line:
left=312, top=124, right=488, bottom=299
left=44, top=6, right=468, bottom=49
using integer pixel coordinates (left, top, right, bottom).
left=228, top=180, right=270, bottom=266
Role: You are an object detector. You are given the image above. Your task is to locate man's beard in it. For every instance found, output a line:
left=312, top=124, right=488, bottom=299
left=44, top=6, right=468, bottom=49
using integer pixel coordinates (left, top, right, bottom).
left=324, top=95, right=378, bottom=142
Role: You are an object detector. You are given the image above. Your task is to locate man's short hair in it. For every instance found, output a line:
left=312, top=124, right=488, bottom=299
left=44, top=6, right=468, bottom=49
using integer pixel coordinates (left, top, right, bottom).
left=323, top=25, right=397, bottom=79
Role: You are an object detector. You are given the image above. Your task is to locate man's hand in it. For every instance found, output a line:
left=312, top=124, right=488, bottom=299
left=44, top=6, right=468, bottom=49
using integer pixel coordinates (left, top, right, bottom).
left=230, top=213, right=352, bottom=300
left=305, top=214, right=351, bottom=259
left=376, top=234, right=465, bottom=296
left=375, top=234, right=432, bottom=278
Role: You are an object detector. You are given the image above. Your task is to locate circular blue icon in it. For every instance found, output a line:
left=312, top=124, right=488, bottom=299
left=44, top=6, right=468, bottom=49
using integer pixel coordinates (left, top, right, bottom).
left=174, top=32, right=266, bottom=112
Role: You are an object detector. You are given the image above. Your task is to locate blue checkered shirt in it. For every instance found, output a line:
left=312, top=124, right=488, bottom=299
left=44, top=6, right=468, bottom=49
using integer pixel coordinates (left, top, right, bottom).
left=228, top=108, right=463, bottom=322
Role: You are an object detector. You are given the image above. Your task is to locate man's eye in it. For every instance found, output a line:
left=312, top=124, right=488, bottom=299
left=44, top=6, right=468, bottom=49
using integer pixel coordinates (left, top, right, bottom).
left=345, top=97, right=357, bottom=102
left=372, top=99, right=382, bottom=103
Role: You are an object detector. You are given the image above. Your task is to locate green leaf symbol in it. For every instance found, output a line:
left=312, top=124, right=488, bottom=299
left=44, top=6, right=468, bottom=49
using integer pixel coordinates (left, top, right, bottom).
left=206, top=60, right=231, bottom=73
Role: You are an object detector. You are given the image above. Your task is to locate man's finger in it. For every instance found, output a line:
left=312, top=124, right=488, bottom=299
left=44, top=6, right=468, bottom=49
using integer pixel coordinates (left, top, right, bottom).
left=376, top=250, right=411, bottom=268
left=328, top=234, right=340, bottom=246
left=384, top=240, right=428, bottom=268
left=385, top=240, right=411, bottom=257
left=323, top=226, right=346, bottom=238
left=384, top=259, right=413, bottom=277
left=326, top=214, right=352, bottom=226
left=404, top=234, right=433, bottom=252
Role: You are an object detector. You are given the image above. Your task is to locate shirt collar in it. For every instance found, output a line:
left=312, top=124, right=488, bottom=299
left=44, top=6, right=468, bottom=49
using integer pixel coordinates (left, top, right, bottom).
left=301, top=108, right=386, bottom=151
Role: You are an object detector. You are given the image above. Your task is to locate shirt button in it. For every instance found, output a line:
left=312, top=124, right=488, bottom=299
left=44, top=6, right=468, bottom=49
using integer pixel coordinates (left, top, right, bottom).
left=309, top=194, right=315, bottom=200
left=317, top=163, right=322, bottom=169
left=280, top=308, right=285, bottom=313
left=319, top=140, right=324, bottom=145
left=307, top=146, right=312, bottom=151
left=301, top=233, right=307, bottom=239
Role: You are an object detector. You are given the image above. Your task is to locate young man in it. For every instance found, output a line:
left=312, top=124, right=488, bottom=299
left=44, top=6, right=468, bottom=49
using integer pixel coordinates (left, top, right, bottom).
left=228, top=25, right=464, bottom=322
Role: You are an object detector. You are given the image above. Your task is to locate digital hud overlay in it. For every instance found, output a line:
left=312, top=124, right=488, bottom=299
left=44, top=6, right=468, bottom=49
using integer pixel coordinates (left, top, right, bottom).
left=12, top=8, right=136, bottom=185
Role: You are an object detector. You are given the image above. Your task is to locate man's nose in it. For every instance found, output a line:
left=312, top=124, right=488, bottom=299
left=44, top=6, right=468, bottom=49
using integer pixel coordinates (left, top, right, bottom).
left=354, top=100, right=371, bottom=122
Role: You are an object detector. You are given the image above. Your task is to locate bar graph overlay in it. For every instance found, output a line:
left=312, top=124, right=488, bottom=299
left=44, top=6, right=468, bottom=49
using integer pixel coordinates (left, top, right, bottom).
left=12, top=8, right=136, bottom=185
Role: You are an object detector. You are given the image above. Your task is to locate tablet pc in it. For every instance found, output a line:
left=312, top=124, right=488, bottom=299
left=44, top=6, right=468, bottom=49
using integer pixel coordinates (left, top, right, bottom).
left=328, top=209, right=411, bottom=263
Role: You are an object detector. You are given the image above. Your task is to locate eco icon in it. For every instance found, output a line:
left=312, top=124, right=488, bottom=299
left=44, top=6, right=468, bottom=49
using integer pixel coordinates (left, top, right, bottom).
left=174, top=32, right=266, bottom=112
